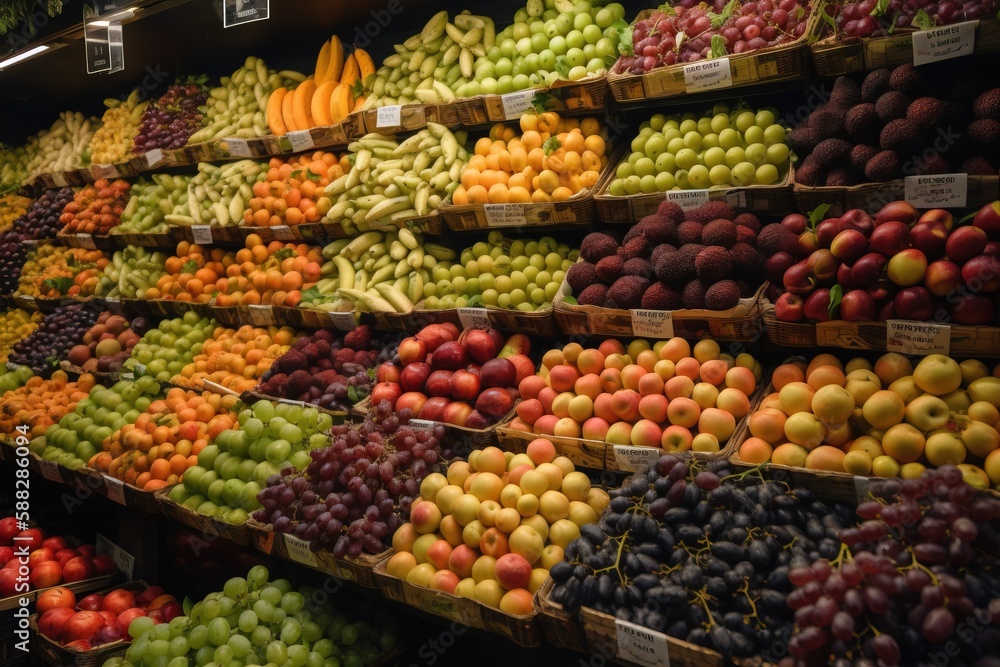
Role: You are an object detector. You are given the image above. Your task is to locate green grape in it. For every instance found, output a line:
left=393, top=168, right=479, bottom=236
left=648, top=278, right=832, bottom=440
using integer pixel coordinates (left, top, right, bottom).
left=149, top=639, right=171, bottom=657
left=341, top=624, right=358, bottom=646
left=129, top=636, right=151, bottom=660
left=130, top=617, right=157, bottom=640
left=169, top=617, right=191, bottom=637
left=193, top=646, right=214, bottom=666
left=238, top=610, right=259, bottom=633
left=250, top=624, right=271, bottom=647
left=312, top=639, right=335, bottom=658
left=218, top=597, right=237, bottom=616
left=259, top=587, right=282, bottom=606
left=167, top=658, right=190, bottom=667
left=306, top=652, right=325, bottom=667
left=169, top=636, right=190, bottom=656
left=344, top=651, right=363, bottom=667
left=201, top=599, right=221, bottom=621
left=287, top=645, right=309, bottom=667
left=280, top=618, right=302, bottom=644
left=207, top=618, right=231, bottom=646
left=227, top=634, right=252, bottom=658
left=213, top=644, right=234, bottom=665
left=265, top=641, right=288, bottom=664
left=189, top=625, right=209, bottom=650
left=300, top=621, right=323, bottom=644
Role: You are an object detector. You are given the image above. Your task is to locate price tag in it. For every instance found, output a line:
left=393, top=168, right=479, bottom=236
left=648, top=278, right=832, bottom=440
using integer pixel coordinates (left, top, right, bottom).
left=223, top=0, right=269, bottom=28
left=225, top=138, right=251, bottom=157
left=886, top=320, right=950, bottom=356
left=191, top=226, right=214, bottom=245
left=103, top=296, right=120, bottom=304
left=409, top=419, right=436, bottom=431
left=248, top=305, right=276, bottom=326
left=913, top=20, right=977, bottom=65
left=76, top=234, right=97, bottom=249
left=96, top=534, right=134, bottom=579
left=103, top=475, right=126, bottom=505
left=271, top=225, right=294, bottom=240
left=376, top=105, right=402, bottom=128
left=905, top=173, right=967, bottom=208
left=144, top=148, right=164, bottom=169
left=615, top=618, right=671, bottom=666
left=683, top=57, right=732, bottom=92
left=500, top=90, right=536, bottom=119
left=38, top=460, right=63, bottom=483
left=630, top=310, right=674, bottom=339
left=286, top=130, right=315, bottom=153
left=483, top=203, right=527, bottom=228
left=855, top=476, right=870, bottom=503
left=457, top=307, right=491, bottom=330
left=283, top=534, right=318, bottom=567
left=666, top=190, right=711, bottom=211
left=85, top=18, right=124, bottom=75
left=329, top=312, right=357, bottom=331
left=92, top=164, right=119, bottom=179
left=613, top=446, right=662, bottom=473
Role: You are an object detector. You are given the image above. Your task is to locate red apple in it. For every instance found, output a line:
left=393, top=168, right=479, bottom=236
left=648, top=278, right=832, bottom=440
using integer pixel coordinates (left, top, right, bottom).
left=945, top=225, right=988, bottom=265
left=910, top=221, right=949, bottom=259
left=767, top=252, right=796, bottom=284
left=479, top=528, right=510, bottom=558
left=146, top=609, right=165, bottom=624
left=92, top=624, right=125, bottom=646
left=0, top=569, right=17, bottom=597
left=986, top=242, right=1000, bottom=256
left=450, top=370, right=481, bottom=401
left=42, top=537, right=67, bottom=552
left=459, top=328, right=497, bottom=365
left=395, top=392, right=428, bottom=416
left=475, top=387, right=514, bottom=419
left=418, top=396, right=450, bottom=421
left=161, top=601, right=183, bottom=622
left=0, top=546, right=13, bottom=566
left=61, top=611, right=105, bottom=643
left=924, top=260, right=962, bottom=297
left=429, top=341, right=468, bottom=371
left=36, top=587, right=76, bottom=614
left=375, top=363, right=401, bottom=384
left=424, top=370, right=454, bottom=397
left=54, top=549, right=80, bottom=567
left=101, top=589, right=136, bottom=615
left=781, top=213, right=808, bottom=234
left=38, top=607, right=76, bottom=641
left=442, top=401, right=473, bottom=427
left=839, top=290, right=876, bottom=322
left=30, top=560, right=63, bottom=588
left=974, top=201, right=1000, bottom=240
left=875, top=201, right=918, bottom=227
left=808, top=249, right=840, bottom=283
left=839, top=209, right=874, bottom=236
left=63, top=639, right=93, bottom=651
left=399, top=362, right=432, bottom=393
left=869, top=221, right=911, bottom=256
left=28, top=547, right=54, bottom=568
left=76, top=545, right=95, bottom=559
left=851, top=253, right=887, bottom=288
left=894, top=286, right=934, bottom=320
left=803, top=289, right=832, bottom=322
left=116, top=608, right=146, bottom=634
left=951, top=295, right=997, bottom=325
left=98, top=610, right=118, bottom=626
left=398, top=336, right=428, bottom=366
left=16, top=528, right=45, bottom=552
left=773, top=292, right=805, bottom=322
left=783, top=260, right=815, bottom=295
left=465, top=410, right=489, bottom=429
left=135, top=585, right=165, bottom=608
left=815, top=218, right=841, bottom=246
left=830, top=229, right=869, bottom=263
left=480, top=358, right=517, bottom=389
left=415, top=323, right=456, bottom=352
left=93, top=556, right=117, bottom=578
left=919, top=208, right=954, bottom=231
left=78, top=593, right=105, bottom=611
left=0, top=518, right=20, bottom=546
left=798, top=230, right=820, bottom=255
left=369, top=382, right=402, bottom=409
left=62, top=557, right=93, bottom=583
left=868, top=279, right=894, bottom=303
left=487, top=327, right=506, bottom=353
left=495, top=553, right=533, bottom=590
left=507, top=354, right=536, bottom=384
left=962, top=255, right=1000, bottom=293
left=837, top=262, right=857, bottom=290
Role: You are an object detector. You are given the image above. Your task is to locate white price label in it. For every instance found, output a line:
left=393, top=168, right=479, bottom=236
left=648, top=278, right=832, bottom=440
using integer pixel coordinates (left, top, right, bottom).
left=500, top=90, right=536, bottom=119
left=191, top=226, right=213, bottom=245
left=96, top=534, right=134, bottom=579
left=886, top=320, right=950, bottom=356
left=225, top=138, right=251, bottom=157
left=913, top=20, right=977, bottom=65
left=104, top=296, right=120, bottom=304
left=286, top=130, right=315, bottom=152
left=376, top=105, right=402, bottom=128
left=92, top=164, right=119, bottom=179
left=284, top=534, right=318, bottom=567
left=613, top=446, right=662, bottom=473
left=615, top=618, right=671, bottom=666
left=683, top=57, right=732, bottom=92
left=855, top=475, right=870, bottom=504
left=329, top=312, right=357, bottom=331
left=248, top=305, right=276, bottom=326
left=905, top=173, right=968, bottom=208
left=457, top=307, right=491, bottom=330
left=630, top=310, right=674, bottom=339
left=103, top=475, right=126, bottom=505
left=409, top=419, right=436, bottom=431
left=144, top=149, right=164, bottom=168
left=39, top=460, right=62, bottom=483
left=666, top=190, right=711, bottom=210
left=76, top=234, right=97, bottom=249
left=483, top=203, right=527, bottom=227
left=271, top=225, right=294, bottom=240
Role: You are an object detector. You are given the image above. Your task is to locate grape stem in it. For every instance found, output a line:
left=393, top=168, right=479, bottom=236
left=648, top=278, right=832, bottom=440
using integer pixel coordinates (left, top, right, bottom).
left=899, top=548, right=940, bottom=586
left=691, top=587, right=717, bottom=629
left=830, top=542, right=854, bottom=567
left=593, top=530, right=632, bottom=586
left=736, top=581, right=764, bottom=630
left=720, top=463, right=768, bottom=484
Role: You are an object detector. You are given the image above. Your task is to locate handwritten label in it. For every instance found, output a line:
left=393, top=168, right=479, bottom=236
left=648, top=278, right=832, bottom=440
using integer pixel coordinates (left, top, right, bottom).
left=225, top=138, right=251, bottom=157
left=484, top=203, right=527, bottom=228
left=457, top=307, right=491, bottom=330
left=38, top=460, right=62, bottom=483
left=854, top=476, right=870, bottom=504
left=271, top=225, right=294, bottom=240
left=913, top=21, right=977, bottom=65
left=630, top=310, right=674, bottom=339
left=287, top=130, right=315, bottom=153
left=500, top=90, right=536, bottom=119
left=283, top=534, right=319, bottom=567
left=329, top=312, right=357, bottom=331
left=103, top=475, right=126, bottom=505
left=408, top=419, right=436, bottom=431
left=886, top=320, right=950, bottom=356
left=376, top=105, right=402, bottom=128
left=905, top=173, right=967, bottom=208
left=248, top=305, right=276, bottom=326
left=92, top=164, right=119, bottom=179
left=191, top=226, right=213, bottom=245
left=96, top=534, right=134, bottom=579
left=666, top=189, right=711, bottom=210
left=683, top=57, right=732, bottom=92
left=616, top=618, right=671, bottom=666
left=613, top=446, right=663, bottom=473
left=144, top=148, right=164, bottom=168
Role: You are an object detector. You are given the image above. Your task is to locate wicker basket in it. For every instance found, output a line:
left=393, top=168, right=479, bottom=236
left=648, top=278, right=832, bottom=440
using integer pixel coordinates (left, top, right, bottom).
left=0, top=574, right=113, bottom=612
left=399, top=303, right=558, bottom=336
left=455, top=76, right=608, bottom=126
left=155, top=488, right=251, bottom=546
left=440, top=192, right=597, bottom=231
left=107, top=232, right=176, bottom=249
left=361, top=102, right=461, bottom=134
left=534, top=578, right=586, bottom=650
left=580, top=605, right=723, bottom=667
left=266, top=121, right=354, bottom=155
left=353, top=396, right=512, bottom=449
left=315, top=549, right=388, bottom=589
left=792, top=175, right=1000, bottom=217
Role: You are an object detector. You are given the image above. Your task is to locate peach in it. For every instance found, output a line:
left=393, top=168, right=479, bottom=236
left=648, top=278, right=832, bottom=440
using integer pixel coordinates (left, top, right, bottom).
left=637, top=372, right=664, bottom=396
left=636, top=350, right=660, bottom=372
left=426, top=539, right=454, bottom=570
left=549, top=365, right=580, bottom=392
left=606, top=421, right=633, bottom=445
left=804, top=445, right=846, bottom=472
left=749, top=408, right=787, bottom=444
left=806, top=353, right=844, bottom=375
left=665, top=375, right=695, bottom=400
left=716, top=388, right=750, bottom=420
left=611, top=389, right=641, bottom=421
left=693, top=339, right=721, bottom=363
left=659, top=337, right=690, bottom=362
left=621, top=364, right=647, bottom=391
left=691, top=382, right=720, bottom=410
left=470, top=473, right=504, bottom=502
left=761, top=392, right=782, bottom=411
left=499, top=588, right=534, bottom=616
left=535, top=463, right=564, bottom=491
left=654, top=359, right=676, bottom=381
left=738, top=437, right=773, bottom=463
left=874, top=352, right=913, bottom=386
left=593, top=393, right=617, bottom=423
left=807, top=365, right=846, bottom=390
left=604, top=353, right=629, bottom=370
left=599, top=368, right=623, bottom=393
left=771, top=363, right=806, bottom=390
left=675, top=357, right=701, bottom=380
left=692, top=433, right=720, bottom=452
left=630, top=419, right=663, bottom=447
left=661, top=425, right=692, bottom=451
left=638, top=394, right=669, bottom=422
left=581, top=417, right=610, bottom=441
left=562, top=342, right=584, bottom=363
left=526, top=438, right=557, bottom=465
left=699, top=407, right=736, bottom=442
left=533, top=415, right=558, bottom=435
left=515, top=399, right=544, bottom=425
left=627, top=339, right=651, bottom=359
left=772, top=442, right=809, bottom=467
left=700, top=359, right=729, bottom=386
left=568, top=395, right=594, bottom=422
left=518, top=375, right=547, bottom=400
left=537, top=387, right=557, bottom=414
left=551, top=392, right=574, bottom=419
left=476, top=447, right=508, bottom=475
left=779, top=382, right=815, bottom=415
left=574, top=374, right=602, bottom=400
left=576, top=349, right=606, bottom=375
left=598, top=339, right=626, bottom=357
left=725, top=366, right=756, bottom=395
left=508, top=464, right=534, bottom=486
left=667, top=397, right=700, bottom=428
left=554, top=418, right=582, bottom=438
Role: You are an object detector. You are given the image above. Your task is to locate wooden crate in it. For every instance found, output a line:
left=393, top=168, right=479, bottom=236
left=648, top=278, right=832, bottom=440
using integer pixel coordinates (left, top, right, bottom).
left=155, top=489, right=251, bottom=546
left=266, top=122, right=353, bottom=155
left=456, top=77, right=608, bottom=126
left=534, top=578, right=586, bottom=651
left=580, top=605, right=724, bottom=667
left=402, top=304, right=558, bottom=336
left=440, top=193, right=596, bottom=231
left=793, top=175, right=1000, bottom=217
left=361, top=102, right=461, bottom=134
left=108, top=232, right=175, bottom=249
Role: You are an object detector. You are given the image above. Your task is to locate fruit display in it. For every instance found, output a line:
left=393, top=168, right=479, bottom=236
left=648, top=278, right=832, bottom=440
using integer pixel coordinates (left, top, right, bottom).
left=254, top=399, right=448, bottom=556
left=548, top=454, right=852, bottom=659
left=373, top=323, right=531, bottom=428
left=0, top=522, right=117, bottom=597
left=256, top=325, right=399, bottom=412
left=0, top=145, right=28, bottom=193
left=59, top=178, right=133, bottom=235
left=450, top=113, right=607, bottom=205
left=0, top=193, right=31, bottom=235
left=243, top=152, right=342, bottom=227
left=114, top=174, right=193, bottom=236
left=16, top=245, right=107, bottom=298
left=151, top=241, right=238, bottom=304
left=422, top=232, right=575, bottom=311
left=455, top=1, right=624, bottom=98
left=615, top=0, right=811, bottom=74
left=771, top=202, right=1000, bottom=324
left=65, top=313, right=151, bottom=375
left=508, top=337, right=761, bottom=452
left=0, top=370, right=93, bottom=439
left=790, top=67, right=1000, bottom=185
left=23, top=112, right=100, bottom=182
left=174, top=323, right=298, bottom=394
left=0, top=308, right=42, bottom=362
left=180, top=160, right=265, bottom=229
left=785, top=467, right=1000, bottom=666
left=123, top=312, right=217, bottom=384
left=386, top=439, right=611, bottom=612
left=133, top=77, right=210, bottom=154
left=95, top=247, right=168, bottom=300
left=609, top=105, right=789, bottom=194
left=34, top=583, right=181, bottom=651
left=165, top=398, right=335, bottom=524
left=5, top=187, right=73, bottom=242
left=0, top=236, right=25, bottom=295
left=102, top=565, right=399, bottom=667
left=565, top=201, right=768, bottom=310
left=7, top=305, right=101, bottom=377
left=323, top=125, right=469, bottom=234
left=827, top=0, right=997, bottom=38
left=738, top=352, right=1000, bottom=485
left=89, top=92, right=150, bottom=166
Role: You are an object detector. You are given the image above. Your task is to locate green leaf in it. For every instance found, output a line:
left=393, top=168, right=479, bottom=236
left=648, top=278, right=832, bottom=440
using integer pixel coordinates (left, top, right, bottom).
left=274, top=247, right=295, bottom=261
left=543, top=136, right=562, bottom=156
left=352, top=80, right=365, bottom=99
left=958, top=210, right=978, bottom=224
left=531, top=92, right=556, bottom=111
left=710, top=34, right=727, bottom=58
left=305, top=170, right=321, bottom=182
left=656, top=3, right=676, bottom=15
left=612, top=18, right=633, bottom=56
left=887, top=11, right=900, bottom=34
left=820, top=2, right=838, bottom=31
left=871, top=0, right=889, bottom=16
left=913, top=8, right=934, bottom=29
left=347, top=385, right=359, bottom=403
left=301, top=285, right=322, bottom=303
left=42, top=277, right=72, bottom=294
left=828, top=284, right=843, bottom=320
left=182, top=259, right=198, bottom=274
left=554, top=55, right=571, bottom=79
left=709, top=0, right=739, bottom=29
left=808, top=203, right=831, bottom=231
left=290, top=169, right=302, bottom=180
left=182, top=596, right=193, bottom=616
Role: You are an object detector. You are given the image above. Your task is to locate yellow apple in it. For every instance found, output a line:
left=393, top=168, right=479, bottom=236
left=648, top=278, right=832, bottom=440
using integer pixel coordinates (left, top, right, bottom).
left=509, top=525, right=545, bottom=564
left=862, top=390, right=906, bottom=429
left=447, top=461, right=472, bottom=489
left=539, top=545, right=564, bottom=569
left=463, top=520, right=487, bottom=549
left=516, top=493, right=539, bottom=518
left=969, top=401, right=1000, bottom=425
left=568, top=501, right=599, bottom=527
left=881, top=423, right=925, bottom=464
left=412, top=533, right=440, bottom=564
left=692, top=433, right=720, bottom=452
left=560, top=472, right=591, bottom=502
left=471, top=555, right=497, bottom=583
left=957, top=463, right=990, bottom=489
left=586, top=488, right=610, bottom=515
left=386, top=552, right=417, bottom=579
left=451, top=494, right=481, bottom=527
left=500, top=484, right=523, bottom=509
left=779, top=382, right=815, bottom=415
left=549, top=519, right=581, bottom=548
left=454, top=578, right=476, bottom=599
left=473, top=580, right=505, bottom=608
left=529, top=568, right=549, bottom=593
left=519, top=470, right=549, bottom=497
left=811, top=385, right=855, bottom=425
left=405, top=563, right=437, bottom=587
left=969, top=377, right=1000, bottom=405
left=962, top=421, right=1000, bottom=458
left=925, top=432, right=966, bottom=467
left=521, top=515, right=549, bottom=542
left=913, top=354, right=962, bottom=396
left=904, top=395, right=951, bottom=432
left=495, top=507, right=522, bottom=534
left=538, top=490, right=570, bottom=523
left=477, top=500, right=501, bottom=527
left=784, top=412, right=826, bottom=449
left=419, top=473, right=448, bottom=504
left=434, top=485, right=464, bottom=514
left=845, top=369, right=881, bottom=406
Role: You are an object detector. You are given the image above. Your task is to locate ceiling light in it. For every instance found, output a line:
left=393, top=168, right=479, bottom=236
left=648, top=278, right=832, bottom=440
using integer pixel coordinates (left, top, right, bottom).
left=0, top=45, right=49, bottom=70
